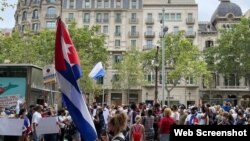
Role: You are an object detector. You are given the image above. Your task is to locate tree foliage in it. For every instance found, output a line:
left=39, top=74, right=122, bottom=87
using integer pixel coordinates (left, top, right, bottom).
left=142, top=31, right=211, bottom=92
left=0, top=24, right=108, bottom=97
left=112, top=47, right=145, bottom=92
left=205, top=18, right=250, bottom=78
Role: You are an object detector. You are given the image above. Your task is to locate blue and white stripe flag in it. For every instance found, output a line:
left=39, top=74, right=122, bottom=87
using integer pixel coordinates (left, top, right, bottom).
left=88, top=62, right=105, bottom=80
left=55, top=18, right=97, bottom=141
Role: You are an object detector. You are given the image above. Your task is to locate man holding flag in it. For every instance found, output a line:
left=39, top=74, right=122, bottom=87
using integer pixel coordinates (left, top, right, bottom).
left=54, top=17, right=97, bottom=141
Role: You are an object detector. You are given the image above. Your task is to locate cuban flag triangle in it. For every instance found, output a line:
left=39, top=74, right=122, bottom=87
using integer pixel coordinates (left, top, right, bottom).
left=88, top=62, right=105, bottom=80
left=55, top=18, right=97, bottom=141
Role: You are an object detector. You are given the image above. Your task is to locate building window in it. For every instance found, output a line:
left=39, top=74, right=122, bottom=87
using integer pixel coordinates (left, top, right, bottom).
left=147, top=26, right=152, bottom=32
left=186, top=77, right=194, bottom=84
left=97, top=0, right=102, bottom=8
left=159, top=13, right=162, bottom=20
left=103, top=25, right=108, bottom=33
left=22, top=11, right=27, bottom=21
left=131, top=40, right=136, bottom=47
left=47, top=0, right=56, bottom=3
left=188, top=13, right=193, bottom=21
left=32, top=23, right=39, bottom=32
left=224, top=74, right=239, bottom=86
left=85, top=0, right=90, bottom=8
left=131, top=26, right=136, bottom=35
left=46, top=21, right=56, bottom=29
left=104, top=0, right=109, bottom=8
left=113, top=54, right=122, bottom=63
left=32, top=9, right=39, bottom=19
left=68, top=13, right=74, bottom=20
left=176, top=13, right=181, bottom=20
left=103, top=13, right=109, bottom=23
left=146, top=40, right=153, bottom=49
left=47, top=7, right=56, bottom=17
left=173, top=26, right=179, bottom=34
left=115, top=40, right=120, bottom=47
left=131, top=13, right=136, bottom=19
left=115, top=13, right=121, bottom=23
left=132, top=0, right=137, bottom=9
left=69, top=0, right=74, bottom=9
left=187, top=26, right=193, bottom=34
left=115, top=25, right=121, bottom=36
left=96, top=13, right=102, bottom=23
left=165, top=13, right=169, bottom=21
left=147, top=13, right=153, bottom=20
left=170, top=13, right=175, bottom=20
left=83, top=13, right=90, bottom=23
left=116, top=0, right=121, bottom=8
left=24, top=0, right=28, bottom=5
left=205, top=40, right=214, bottom=48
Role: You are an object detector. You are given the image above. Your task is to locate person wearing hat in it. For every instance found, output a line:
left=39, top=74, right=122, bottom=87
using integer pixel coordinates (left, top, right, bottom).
left=178, top=105, right=187, bottom=125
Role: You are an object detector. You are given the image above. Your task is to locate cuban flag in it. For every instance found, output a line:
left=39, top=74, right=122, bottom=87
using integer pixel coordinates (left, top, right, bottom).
left=55, top=18, right=97, bottom=141
left=88, top=62, right=105, bottom=80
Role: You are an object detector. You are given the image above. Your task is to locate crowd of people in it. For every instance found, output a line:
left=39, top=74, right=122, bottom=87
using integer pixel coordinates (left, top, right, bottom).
left=0, top=101, right=250, bottom=141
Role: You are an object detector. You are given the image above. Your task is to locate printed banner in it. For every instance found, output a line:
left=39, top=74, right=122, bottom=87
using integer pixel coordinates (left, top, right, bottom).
left=0, top=77, right=26, bottom=109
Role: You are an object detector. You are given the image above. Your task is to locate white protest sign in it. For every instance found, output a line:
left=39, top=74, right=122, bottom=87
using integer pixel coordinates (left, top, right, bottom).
left=36, top=117, right=59, bottom=135
left=0, top=118, right=24, bottom=136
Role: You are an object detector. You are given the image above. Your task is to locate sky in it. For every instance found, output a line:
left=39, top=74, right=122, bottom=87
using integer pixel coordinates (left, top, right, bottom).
left=0, top=0, right=250, bottom=29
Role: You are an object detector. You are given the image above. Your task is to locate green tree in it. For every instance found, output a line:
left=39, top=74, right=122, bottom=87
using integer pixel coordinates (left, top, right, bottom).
left=142, top=31, right=211, bottom=104
left=205, top=18, right=250, bottom=86
left=0, top=23, right=108, bottom=100
left=113, top=47, right=145, bottom=103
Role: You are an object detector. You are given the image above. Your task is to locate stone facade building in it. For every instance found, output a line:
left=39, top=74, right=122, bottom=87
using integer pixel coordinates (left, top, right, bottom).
left=14, top=0, right=250, bottom=107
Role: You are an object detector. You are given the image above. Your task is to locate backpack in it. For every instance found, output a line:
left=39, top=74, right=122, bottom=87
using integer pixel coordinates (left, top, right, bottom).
left=132, top=125, right=142, bottom=141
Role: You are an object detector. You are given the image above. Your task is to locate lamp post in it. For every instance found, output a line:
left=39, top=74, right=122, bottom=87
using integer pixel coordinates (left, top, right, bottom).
left=154, top=46, right=159, bottom=103
left=161, top=8, right=168, bottom=106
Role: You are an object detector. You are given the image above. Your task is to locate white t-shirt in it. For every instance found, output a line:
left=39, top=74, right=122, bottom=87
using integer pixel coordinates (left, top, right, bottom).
left=32, top=111, right=42, bottom=131
left=171, top=111, right=180, bottom=122
left=185, top=113, right=199, bottom=125
left=58, top=115, right=66, bottom=128
left=103, top=107, right=109, bottom=125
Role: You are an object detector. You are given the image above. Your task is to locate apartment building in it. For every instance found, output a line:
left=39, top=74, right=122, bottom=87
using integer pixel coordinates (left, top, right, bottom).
left=13, top=0, right=250, bottom=106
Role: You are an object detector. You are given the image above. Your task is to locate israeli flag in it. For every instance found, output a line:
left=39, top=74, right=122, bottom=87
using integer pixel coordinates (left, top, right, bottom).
left=88, top=62, right=105, bottom=80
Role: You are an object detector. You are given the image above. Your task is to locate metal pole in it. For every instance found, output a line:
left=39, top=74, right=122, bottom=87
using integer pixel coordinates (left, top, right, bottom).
left=102, top=84, right=105, bottom=107
left=162, top=8, right=166, bottom=106
left=155, top=46, right=159, bottom=103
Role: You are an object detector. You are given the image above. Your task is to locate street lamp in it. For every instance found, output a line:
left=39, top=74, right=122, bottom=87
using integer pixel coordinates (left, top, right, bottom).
left=161, top=8, right=168, bottom=106
left=154, top=46, right=159, bottom=104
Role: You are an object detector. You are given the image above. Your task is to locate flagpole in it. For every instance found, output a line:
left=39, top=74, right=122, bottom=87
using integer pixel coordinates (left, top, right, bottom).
left=60, top=0, right=63, bottom=17
left=102, top=64, right=105, bottom=107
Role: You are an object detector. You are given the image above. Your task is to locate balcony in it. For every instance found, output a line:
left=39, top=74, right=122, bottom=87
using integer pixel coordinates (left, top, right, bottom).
left=143, top=44, right=155, bottom=50
left=83, top=18, right=90, bottom=23
left=114, top=32, right=121, bottom=37
left=144, top=31, right=155, bottom=38
left=186, top=18, right=195, bottom=24
left=186, top=31, right=196, bottom=38
left=46, top=0, right=57, bottom=4
left=129, top=18, right=138, bottom=24
left=115, top=18, right=122, bottom=23
left=217, top=86, right=249, bottom=90
left=103, top=18, right=109, bottom=23
left=45, top=14, right=57, bottom=19
left=65, top=18, right=75, bottom=23
left=145, top=18, right=154, bottom=24
left=31, top=16, right=39, bottom=21
left=31, top=1, right=40, bottom=7
left=128, top=31, right=139, bottom=38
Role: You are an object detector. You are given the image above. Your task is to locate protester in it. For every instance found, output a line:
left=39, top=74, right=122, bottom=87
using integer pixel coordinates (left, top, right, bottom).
left=159, top=108, right=175, bottom=141
left=129, top=115, right=145, bottom=141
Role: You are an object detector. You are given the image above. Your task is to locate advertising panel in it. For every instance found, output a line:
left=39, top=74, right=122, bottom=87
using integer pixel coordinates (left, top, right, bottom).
left=0, top=77, right=26, bottom=109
